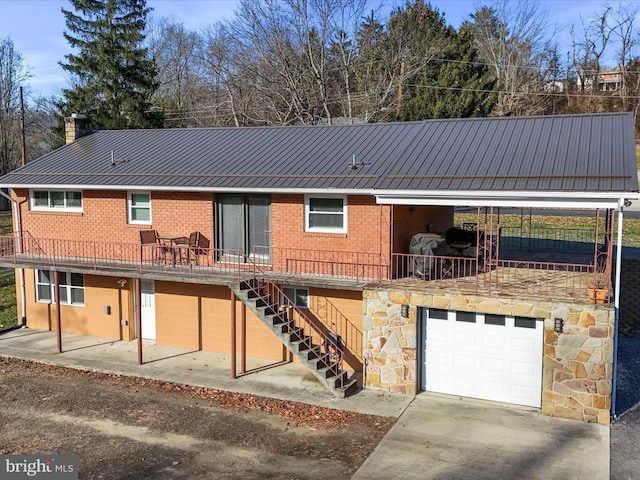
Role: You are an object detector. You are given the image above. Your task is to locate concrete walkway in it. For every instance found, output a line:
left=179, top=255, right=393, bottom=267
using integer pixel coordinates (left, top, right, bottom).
left=0, top=328, right=610, bottom=479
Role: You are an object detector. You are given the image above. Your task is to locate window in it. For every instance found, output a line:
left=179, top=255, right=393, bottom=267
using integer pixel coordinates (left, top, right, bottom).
left=128, top=192, right=151, bottom=224
left=281, top=287, right=309, bottom=309
left=485, top=314, right=506, bottom=326
left=35, top=270, right=85, bottom=306
left=305, top=195, right=347, bottom=233
left=456, top=311, right=476, bottom=323
left=31, top=190, right=82, bottom=212
left=428, top=308, right=448, bottom=320
left=515, top=317, right=537, bottom=329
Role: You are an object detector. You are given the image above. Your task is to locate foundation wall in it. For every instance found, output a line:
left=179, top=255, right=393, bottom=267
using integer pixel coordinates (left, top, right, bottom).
left=363, top=287, right=615, bottom=425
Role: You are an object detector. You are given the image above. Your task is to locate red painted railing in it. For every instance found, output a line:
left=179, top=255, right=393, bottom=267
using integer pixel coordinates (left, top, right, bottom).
left=0, top=234, right=608, bottom=303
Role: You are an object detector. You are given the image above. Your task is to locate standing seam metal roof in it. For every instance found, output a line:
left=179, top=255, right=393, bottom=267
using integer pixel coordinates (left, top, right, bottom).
left=1, top=112, right=637, bottom=194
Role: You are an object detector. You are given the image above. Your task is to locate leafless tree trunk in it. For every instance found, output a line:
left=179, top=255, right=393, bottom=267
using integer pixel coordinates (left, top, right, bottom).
left=471, top=0, right=552, bottom=116
left=0, top=37, right=31, bottom=174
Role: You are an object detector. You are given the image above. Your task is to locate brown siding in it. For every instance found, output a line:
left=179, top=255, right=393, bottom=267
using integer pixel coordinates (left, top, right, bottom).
left=155, top=282, right=286, bottom=361
left=21, top=269, right=124, bottom=339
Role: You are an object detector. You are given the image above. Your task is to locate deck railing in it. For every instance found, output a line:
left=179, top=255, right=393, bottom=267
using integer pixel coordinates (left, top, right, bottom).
left=0, top=234, right=608, bottom=304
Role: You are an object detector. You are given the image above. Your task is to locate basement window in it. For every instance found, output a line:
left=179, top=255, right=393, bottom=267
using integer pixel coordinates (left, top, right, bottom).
left=35, top=269, right=85, bottom=306
left=281, top=287, right=309, bottom=309
left=31, top=190, right=82, bottom=212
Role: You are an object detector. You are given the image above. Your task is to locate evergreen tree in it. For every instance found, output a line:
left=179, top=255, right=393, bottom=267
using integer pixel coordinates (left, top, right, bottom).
left=403, top=24, right=496, bottom=119
left=60, top=0, right=162, bottom=129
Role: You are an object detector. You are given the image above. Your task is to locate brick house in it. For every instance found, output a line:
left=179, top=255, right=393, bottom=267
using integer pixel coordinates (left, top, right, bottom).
left=0, top=112, right=637, bottom=424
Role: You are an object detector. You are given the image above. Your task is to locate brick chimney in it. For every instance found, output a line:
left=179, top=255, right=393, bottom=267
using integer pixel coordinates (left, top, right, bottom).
left=64, top=113, right=91, bottom=144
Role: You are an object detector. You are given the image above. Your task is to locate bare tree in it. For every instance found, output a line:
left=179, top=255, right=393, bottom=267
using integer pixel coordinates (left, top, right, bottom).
left=328, top=0, right=368, bottom=123
left=0, top=37, right=31, bottom=174
left=611, top=3, right=639, bottom=112
left=469, top=0, right=552, bottom=116
left=147, top=18, right=205, bottom=127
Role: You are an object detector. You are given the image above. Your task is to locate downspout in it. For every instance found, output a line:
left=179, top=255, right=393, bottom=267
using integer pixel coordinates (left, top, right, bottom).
left=0, top=189, right=26, bottom=328
left=611, top=201, right=625, bottom=421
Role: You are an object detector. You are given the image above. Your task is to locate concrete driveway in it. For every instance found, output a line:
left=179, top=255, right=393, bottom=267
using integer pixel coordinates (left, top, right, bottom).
left=611, top=406, right=640, bottom=480
left=353, top=394, right=609, bottom=480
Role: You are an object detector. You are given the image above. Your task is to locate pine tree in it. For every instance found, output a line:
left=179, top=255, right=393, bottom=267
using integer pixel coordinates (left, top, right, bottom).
left=60, top=0, right=162, bottom=129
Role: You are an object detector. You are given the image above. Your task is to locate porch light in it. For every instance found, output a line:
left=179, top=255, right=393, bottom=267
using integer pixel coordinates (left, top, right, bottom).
left=554, top=318, right=564, bottom=333
left=401, top=305, right=409, bottom=318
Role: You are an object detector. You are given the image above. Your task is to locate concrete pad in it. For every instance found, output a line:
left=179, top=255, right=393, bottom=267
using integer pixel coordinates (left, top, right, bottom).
left=354, top=394, right=610, bottom=480
left=0, top=328, right=411, bottom=418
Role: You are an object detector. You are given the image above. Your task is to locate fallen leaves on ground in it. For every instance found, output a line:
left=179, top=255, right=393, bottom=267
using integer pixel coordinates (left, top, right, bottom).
left=0, top=357, right=394, bottom=431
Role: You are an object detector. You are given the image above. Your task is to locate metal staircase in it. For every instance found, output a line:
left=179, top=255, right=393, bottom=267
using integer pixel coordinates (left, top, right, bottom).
left=230, top=278, right=357, bottom=398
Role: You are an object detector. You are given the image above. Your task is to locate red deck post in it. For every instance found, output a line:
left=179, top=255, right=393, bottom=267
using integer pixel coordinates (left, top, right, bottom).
left=136, top=278, right=142, bottom=365
left=54, top=271, right=62, bottom=353
left=240, top=302, right=246, bottom=374
left=230, top=290, right=236, bottom=379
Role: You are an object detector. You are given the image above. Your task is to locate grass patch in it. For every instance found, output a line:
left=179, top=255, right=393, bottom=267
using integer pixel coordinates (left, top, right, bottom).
left=455, top=212, right=640, bottom=247
left=0, top=211, right=17, bottom=328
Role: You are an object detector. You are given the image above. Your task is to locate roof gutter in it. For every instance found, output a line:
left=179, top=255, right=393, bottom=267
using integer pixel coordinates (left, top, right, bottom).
left=3, top=184, right=639, bottom=208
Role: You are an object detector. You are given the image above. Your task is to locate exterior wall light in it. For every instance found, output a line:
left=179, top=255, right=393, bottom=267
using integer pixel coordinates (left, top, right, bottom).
left=554, top=317, right=564, bottom=333
left=401, top=305, right=410, bottom=318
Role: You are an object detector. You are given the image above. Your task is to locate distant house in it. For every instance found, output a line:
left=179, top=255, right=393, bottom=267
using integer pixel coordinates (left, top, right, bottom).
left=577, top=67, right=624, bottom=91
left=0, top=112, right=636, bottom=425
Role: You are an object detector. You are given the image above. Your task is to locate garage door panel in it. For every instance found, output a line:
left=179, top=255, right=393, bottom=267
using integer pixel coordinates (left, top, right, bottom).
left=423, top=310, right=543, bottom=408
left=482, top=358, right=506, bottom=373
left=482, top=335, right=506, bottom=349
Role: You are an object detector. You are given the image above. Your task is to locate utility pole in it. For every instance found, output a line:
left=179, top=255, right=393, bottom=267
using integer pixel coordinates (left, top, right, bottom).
left=19, top=86, right=26, bottom=166
left=396, top=60, right=405, bottom=120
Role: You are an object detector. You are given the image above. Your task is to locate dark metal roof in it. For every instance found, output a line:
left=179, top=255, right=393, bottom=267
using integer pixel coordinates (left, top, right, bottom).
left=2, top=112, right=637, bottom=194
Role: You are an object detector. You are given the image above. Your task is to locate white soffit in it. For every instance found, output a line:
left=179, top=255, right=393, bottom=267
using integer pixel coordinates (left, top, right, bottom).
left=374, top=193, right=634, bottom=210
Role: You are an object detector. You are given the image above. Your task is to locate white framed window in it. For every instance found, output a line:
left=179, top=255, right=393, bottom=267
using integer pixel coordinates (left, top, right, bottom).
left=128, top=191, right=151, bottom=224
left=304, top=195, right=347, bottom=233
left=281, top=287, right=309, bottom=309
left=35, top=270, right=85, bottom=306
left=30, top=190, right=82, bottom=212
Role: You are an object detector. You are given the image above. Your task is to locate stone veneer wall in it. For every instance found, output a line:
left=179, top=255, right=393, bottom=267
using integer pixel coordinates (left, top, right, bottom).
left=363, top=288, right=615, bottom=425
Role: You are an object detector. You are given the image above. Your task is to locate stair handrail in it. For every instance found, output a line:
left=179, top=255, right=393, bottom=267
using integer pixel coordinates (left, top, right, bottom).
left=309, top=295, right=362, bottom=358
left=237, top=253, right=346, bottom=388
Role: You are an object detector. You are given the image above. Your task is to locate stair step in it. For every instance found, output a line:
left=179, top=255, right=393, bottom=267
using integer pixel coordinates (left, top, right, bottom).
left=299, top=345, right=323, bottom=361
left=290, top=336, right=314, bottom=352
left=239, top=279, right=257, bottom=290
left=287, top=328, right=304, bottom=341
left=270, top=312, right=289, bottom=324
left=318, top=363, right=344, bottom=380
left=307, top=353, right=332, bottom=369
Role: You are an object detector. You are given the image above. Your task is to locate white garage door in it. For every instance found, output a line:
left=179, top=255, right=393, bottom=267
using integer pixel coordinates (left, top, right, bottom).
left=421, top=309, right=543, bottom=408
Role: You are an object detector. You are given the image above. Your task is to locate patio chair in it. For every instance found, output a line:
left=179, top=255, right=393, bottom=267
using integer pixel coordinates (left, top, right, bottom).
left=139, top=229, right=166, bottom=263
left=191, top=233, right=210, bottom=265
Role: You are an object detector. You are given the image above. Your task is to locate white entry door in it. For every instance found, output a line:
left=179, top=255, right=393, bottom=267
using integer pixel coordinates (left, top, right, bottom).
left=422, top=309, right=543, bottom=408
left=140, top=280, right=156, bottom=340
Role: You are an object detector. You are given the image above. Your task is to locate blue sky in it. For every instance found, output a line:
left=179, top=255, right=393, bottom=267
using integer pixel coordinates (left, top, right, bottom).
left=0, top=0, right=619, bottom=98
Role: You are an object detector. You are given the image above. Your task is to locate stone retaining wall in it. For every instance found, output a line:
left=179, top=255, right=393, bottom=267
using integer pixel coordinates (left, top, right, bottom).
left=363, top=288, right=615, bottom=425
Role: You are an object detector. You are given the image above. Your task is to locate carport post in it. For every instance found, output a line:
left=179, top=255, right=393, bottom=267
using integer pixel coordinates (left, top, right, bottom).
left=230, top=291, right=237, bottom=378
left=241, top=303, right=246, bottom=374
left=612, top=205, right=625, bottom=419
left=136, top=278, right=142, bottom=365
left=54, top=271, right=62, bottom=353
